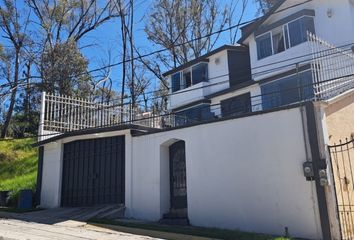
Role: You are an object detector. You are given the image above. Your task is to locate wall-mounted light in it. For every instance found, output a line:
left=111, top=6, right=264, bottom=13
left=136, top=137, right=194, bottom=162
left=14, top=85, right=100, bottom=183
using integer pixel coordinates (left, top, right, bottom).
left=215, top=57, right=220, bottom=65
left=327, top=8, right=333, bottom=18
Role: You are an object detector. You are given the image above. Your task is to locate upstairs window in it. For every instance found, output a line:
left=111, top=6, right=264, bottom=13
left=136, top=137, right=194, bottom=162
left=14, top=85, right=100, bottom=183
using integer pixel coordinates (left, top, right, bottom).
left=171, top=72, right=181, bottom=92
left=182, top=70, right=192, bottom=89
left=256, top=16, right=315, bottom=60
left=256, top=33, right=273, bottom=59
left=272, top=26, right=285, bottom=54
left=170, top=63, right=208, bottom=92
left=192, top=63, right=208, bottom=85
left=288, top=16, right=315, bottom=47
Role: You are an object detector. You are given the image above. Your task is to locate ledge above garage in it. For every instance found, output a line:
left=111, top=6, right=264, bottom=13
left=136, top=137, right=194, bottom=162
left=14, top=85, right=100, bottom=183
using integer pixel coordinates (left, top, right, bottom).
left=32, top=124, right=156, bottom=147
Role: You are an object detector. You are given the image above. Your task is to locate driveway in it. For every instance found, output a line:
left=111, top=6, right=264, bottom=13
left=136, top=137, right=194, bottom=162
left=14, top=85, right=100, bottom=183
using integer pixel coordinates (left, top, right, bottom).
left=0, top=207, right=160, bottom=240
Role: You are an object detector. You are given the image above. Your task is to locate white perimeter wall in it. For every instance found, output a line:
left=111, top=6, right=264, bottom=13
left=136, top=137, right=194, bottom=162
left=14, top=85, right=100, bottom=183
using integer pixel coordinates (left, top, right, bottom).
left=128, top=107, right=322, bottom=239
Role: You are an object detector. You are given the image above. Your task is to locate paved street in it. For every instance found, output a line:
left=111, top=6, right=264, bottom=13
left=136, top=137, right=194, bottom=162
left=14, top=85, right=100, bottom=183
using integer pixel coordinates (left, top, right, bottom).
left=0, top=218, right=159, bottom=240
left=0, top=208, right=160, bottom=240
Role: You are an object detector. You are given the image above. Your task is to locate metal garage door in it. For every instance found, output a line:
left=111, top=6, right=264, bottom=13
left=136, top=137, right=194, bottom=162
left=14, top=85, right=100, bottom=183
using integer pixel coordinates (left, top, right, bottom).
left=61, top=136, right=125, bottom=207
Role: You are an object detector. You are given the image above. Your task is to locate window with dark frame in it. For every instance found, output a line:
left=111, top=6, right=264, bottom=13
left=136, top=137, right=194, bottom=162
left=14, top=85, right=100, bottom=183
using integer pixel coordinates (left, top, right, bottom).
left=220, top=93, right=252, bottom=117
left=256, top=16, right=315, bottom=60
left=171, top=72, right=181, bottom=93
left=261, top=70, right=314, bottom=110
left=192, top=63, right=208, bottom=85
left=170, top=63, right=208, bottom=92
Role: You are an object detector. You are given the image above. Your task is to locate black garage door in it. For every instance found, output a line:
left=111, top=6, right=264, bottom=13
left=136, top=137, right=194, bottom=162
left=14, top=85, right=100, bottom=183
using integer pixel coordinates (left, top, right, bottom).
left=61, top=136, right=125, bottom=207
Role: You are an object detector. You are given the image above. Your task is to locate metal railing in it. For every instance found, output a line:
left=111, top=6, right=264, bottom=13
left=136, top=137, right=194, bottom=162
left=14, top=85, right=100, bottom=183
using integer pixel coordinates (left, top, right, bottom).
left=308, top=32, right=354, bottom=100
left=37, top=34, right=354, bottom=141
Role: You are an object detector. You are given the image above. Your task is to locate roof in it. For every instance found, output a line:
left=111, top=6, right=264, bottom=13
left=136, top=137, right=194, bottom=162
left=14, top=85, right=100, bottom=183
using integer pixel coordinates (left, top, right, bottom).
left=162, top=45, right=249, bottom=77
left=33, top=124, right=155, bottom=147
left=237, top=0, right=286, bottom=44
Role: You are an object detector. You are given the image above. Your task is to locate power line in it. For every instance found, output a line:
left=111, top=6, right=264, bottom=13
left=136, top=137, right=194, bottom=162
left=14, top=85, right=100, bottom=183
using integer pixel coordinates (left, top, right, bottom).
left=0, top=0, right=313, bottom=92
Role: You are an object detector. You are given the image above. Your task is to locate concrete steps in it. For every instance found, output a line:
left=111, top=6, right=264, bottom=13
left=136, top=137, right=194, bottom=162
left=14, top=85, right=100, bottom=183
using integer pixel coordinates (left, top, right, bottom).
left=160, top=208, right=189, bottom=226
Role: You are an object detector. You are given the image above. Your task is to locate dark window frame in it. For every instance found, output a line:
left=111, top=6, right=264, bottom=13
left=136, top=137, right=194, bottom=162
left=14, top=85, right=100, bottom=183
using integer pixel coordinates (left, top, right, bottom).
left=220, top=92, right=252, bottom=117
left=170, top=63, right=209, bottom=92
left=256, top=15, right=315, bottom=60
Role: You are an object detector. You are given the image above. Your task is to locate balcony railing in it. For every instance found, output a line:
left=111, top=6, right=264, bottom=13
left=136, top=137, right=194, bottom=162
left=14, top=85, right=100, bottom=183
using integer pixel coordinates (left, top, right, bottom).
left=38, top=34, right=354, bottom=142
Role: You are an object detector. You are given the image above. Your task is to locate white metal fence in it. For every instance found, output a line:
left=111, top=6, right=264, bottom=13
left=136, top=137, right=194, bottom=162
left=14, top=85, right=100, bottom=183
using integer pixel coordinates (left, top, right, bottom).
left=308, top=32, right=354, bottom=100
left=37, top=92, right=181, bottom=141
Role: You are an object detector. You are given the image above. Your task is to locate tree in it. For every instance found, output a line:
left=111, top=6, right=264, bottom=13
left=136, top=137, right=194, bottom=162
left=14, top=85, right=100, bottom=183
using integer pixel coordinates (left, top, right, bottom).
left=255, top=0, right=279, bottom=15
left=41, top=40, right=91, bottom=97
left=27, top=0, right=119, bottom=97
left=145, top=0, right=228, bottom=70
left=0, top=0, right=31, bottom=138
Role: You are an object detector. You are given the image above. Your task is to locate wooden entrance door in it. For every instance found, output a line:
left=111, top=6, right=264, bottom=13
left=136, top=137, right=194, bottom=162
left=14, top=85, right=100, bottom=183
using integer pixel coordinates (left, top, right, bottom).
left=169, top=141, right=187, bottom=210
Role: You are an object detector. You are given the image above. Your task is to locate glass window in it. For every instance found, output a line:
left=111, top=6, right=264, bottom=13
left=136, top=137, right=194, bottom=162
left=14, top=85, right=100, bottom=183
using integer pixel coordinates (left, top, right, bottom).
left=288, top=16, right=315, bottom=47
left=192, top=63, right=208, bottom=85
left=272, top=26, right=285, bottom=54
left=175, top=104, right=214, bottom=126
left=256, top=32, right=273, bottom=60
left=221, top=93, right=252, bottom=117
left=261, top=70, right=314, bottom=110
left=171, top=72, right=181, bottom=93
left=183, top=70, right=192, bottom=89
left=283, top=25, right=290, bottom=49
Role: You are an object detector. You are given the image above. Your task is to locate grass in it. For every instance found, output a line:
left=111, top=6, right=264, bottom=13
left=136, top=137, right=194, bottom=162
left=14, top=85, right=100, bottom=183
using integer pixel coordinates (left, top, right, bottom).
left=89, top=218, right=292, bottom=240
left=0, top=138, right=38, bottom=200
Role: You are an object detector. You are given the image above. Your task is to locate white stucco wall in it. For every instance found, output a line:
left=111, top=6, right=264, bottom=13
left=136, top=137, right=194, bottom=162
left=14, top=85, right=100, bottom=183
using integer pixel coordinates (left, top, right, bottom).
left=129, top=107, right=322, bottom=239
left=247, top=0, right=354, bottom=81
left=40, top=142, right=63, bottom=208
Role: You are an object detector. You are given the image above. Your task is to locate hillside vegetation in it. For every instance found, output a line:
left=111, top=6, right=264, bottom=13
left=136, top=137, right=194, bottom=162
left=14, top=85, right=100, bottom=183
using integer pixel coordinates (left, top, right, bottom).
left=0, top=138, right=38, bottom=198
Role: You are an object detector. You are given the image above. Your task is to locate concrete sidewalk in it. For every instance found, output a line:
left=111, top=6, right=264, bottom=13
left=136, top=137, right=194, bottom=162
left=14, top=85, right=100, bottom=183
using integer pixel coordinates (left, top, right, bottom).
left=0, top=218, right=158, bottom=240
left=0, top=208, right=159, bottom=240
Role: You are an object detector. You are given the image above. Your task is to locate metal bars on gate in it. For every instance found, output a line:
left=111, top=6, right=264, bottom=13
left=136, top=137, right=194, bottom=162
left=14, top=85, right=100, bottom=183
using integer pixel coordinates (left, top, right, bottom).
left=308, top=32, right=354, bottom=100
left=329, top=138, right=354, bottom=240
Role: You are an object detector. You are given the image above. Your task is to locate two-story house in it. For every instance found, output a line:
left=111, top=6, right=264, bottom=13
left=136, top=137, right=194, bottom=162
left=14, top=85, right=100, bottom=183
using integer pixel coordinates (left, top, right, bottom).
left=238, top=0, right=354, bottom=110
left=162, top=45, right=259, bottom=124
left=164, top=0, right=354, bottom=123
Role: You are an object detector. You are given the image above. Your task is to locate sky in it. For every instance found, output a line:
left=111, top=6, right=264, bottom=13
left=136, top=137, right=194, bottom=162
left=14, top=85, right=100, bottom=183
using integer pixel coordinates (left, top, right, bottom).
left=0, top=0, right=260, bottom=103
left=79, top=0, right=260, bottom=94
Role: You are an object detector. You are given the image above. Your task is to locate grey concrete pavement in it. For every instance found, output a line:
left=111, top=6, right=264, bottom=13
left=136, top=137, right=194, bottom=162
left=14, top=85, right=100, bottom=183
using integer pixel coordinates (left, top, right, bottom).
left=0, top=208, right=161, bottom=240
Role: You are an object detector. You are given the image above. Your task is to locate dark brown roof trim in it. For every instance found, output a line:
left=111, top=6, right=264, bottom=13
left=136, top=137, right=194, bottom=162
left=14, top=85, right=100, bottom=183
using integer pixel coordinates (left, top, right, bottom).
left=162, top=45, right=248, bottom=77
left=237, top=0, right=286, bottom=44
left=32, top=124, right=155, bottom=147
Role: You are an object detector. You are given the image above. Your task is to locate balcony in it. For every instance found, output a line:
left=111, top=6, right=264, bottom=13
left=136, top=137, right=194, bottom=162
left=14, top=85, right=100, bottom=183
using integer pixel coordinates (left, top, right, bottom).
left=38, top=34, right=354, bottom=142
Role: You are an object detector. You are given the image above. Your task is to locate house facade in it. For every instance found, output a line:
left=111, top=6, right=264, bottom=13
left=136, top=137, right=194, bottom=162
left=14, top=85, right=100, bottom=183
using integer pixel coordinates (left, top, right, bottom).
left=163, top=45, right=260, bottom=124
left=34, top=1, right=354, bottom=239
left=239, top=0, right=354, bottom=110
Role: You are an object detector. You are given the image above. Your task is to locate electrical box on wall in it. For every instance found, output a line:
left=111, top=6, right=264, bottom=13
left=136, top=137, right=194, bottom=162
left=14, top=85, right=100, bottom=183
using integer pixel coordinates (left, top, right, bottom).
left=303, top=161, right=315, bottom=181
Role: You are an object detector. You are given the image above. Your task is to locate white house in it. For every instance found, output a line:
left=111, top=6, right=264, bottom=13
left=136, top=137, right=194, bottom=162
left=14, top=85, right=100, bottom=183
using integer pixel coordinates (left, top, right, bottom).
left=163, top=45, right=261, bottom=124
left=239, top=0, right=354, bottom=110
left=33, top=1, right=354, bottom=239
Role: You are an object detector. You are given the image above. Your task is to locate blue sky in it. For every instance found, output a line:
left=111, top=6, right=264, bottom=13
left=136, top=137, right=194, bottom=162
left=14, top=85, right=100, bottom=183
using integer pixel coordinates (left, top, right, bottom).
left=0, top=0, right=259, bottom=99
left=79, top=0, right=260, bottom=93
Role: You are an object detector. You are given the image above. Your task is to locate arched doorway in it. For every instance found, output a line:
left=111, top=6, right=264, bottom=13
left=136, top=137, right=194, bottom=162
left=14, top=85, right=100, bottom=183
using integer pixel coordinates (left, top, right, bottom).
left=169, top=140, right=187, bottom=218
